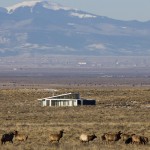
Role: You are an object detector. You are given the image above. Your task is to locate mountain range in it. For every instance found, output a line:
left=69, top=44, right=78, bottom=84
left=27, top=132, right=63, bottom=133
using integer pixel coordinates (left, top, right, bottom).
left=0, top=0, right=150, bottom=57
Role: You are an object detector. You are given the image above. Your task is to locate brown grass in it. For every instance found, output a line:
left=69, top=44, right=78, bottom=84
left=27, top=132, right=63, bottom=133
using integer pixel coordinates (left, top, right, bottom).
left=0, top=86, right=150, bottom=150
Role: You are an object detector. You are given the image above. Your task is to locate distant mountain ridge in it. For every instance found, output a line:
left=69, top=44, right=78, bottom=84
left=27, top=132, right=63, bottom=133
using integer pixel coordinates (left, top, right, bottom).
left=0, top=0, right=150, bottom=57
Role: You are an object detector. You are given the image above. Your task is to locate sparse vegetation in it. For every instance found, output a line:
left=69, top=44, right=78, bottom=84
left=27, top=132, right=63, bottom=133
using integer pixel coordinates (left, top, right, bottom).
left=0, top=77, right=150, bottom=149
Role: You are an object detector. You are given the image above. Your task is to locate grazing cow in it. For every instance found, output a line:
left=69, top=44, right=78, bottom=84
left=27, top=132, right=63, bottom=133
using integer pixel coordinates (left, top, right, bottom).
left=1, top=132, right=15, bottom=145
left=103, top=131, right=122, bottom=144
left=125, top=134, right=149, bottom=145
left=79, top=133, right=97, bottom=143
left=131, top=134, right=143, bottom=144
left=14, top=130, right=28, bottom=141
left=49, top=129, right=64, bottom=143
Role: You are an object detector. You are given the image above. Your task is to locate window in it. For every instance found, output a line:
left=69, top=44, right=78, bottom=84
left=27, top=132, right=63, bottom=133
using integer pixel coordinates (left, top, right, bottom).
left=46, top=100, right=50, bottom=106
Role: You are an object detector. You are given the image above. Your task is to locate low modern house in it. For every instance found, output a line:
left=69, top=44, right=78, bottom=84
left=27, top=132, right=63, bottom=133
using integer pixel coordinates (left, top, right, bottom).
left=38, top=93, right=96, bottom=107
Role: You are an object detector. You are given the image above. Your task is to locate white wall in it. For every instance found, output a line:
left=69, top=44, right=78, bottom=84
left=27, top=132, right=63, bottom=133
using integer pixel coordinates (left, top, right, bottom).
left=41, top=99, right=78, bottom=107
left=42, top=100, right=47, bottom=107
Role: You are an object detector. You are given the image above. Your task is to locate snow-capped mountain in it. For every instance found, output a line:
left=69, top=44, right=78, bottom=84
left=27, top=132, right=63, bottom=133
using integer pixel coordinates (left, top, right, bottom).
left=0, top=0, right=150, bottom=57
left=6, top=0, right=72, bottom=13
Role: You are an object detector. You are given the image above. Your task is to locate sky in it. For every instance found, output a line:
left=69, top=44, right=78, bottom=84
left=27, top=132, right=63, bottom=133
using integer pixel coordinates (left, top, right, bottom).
left=0, top=0, right=150, bottom=21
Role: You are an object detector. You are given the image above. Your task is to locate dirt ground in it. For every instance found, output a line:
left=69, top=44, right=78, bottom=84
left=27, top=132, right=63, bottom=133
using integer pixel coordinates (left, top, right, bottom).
left=0, top=76, right=150, bottom=150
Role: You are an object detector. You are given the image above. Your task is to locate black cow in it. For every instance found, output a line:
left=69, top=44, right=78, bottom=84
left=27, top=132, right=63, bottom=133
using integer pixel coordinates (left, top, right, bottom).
left=1, top=132, right=15, bottom=145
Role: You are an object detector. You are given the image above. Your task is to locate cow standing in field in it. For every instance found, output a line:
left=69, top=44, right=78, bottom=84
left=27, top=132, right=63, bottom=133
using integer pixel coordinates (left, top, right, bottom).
left=79, top=133, right=97, bottom=143
left=1, top=132, right=15, bottom=145
left=102, top=131, right=122, bottom=144
left=49, top=129, right=64, bottom=143
left=14, top=130, right=28, bottom=142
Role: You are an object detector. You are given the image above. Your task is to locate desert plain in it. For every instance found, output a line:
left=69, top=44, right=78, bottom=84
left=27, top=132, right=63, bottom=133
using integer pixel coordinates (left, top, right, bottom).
left=0, top=68, right=150, bottom=150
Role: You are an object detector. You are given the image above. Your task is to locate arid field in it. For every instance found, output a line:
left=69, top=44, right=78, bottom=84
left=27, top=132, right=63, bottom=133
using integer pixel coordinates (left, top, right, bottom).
left=0, top=74, right=150, bottom=150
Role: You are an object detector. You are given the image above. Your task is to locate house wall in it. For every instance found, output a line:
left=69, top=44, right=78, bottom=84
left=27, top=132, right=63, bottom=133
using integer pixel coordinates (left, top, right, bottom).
left=42, top=100, right=47, bottom=107
left=41, top=99, right=78, bottom=107
left=41, top=99, right=95, bottom=107
left=50, top=100, right=78, bottom=107
left=73, top=100, right=78, bottom=106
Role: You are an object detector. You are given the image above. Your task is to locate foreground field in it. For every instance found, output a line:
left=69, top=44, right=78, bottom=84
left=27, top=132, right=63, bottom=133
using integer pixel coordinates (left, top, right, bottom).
left=0, top=87, right=150, bottom=150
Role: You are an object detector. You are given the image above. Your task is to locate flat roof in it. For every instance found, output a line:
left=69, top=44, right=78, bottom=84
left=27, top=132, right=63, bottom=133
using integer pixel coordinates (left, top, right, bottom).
left=39, top=99, right=81, bottom=101
left=38, top=92, right=79, bottom=101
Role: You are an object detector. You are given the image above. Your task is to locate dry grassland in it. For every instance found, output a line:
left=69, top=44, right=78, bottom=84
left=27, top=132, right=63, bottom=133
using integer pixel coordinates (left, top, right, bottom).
left=0, top=87, right=150, bottom=150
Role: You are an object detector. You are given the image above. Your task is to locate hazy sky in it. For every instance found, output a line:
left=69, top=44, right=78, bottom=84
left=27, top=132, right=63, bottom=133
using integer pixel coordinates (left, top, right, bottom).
left=0, top=0, right=150, bottom=21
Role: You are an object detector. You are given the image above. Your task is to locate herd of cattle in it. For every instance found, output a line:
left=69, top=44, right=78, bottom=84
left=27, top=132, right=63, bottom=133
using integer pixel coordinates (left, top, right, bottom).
left=1, top=130, right=28, bottom=144
left=1, top=129, right=149, bottom=146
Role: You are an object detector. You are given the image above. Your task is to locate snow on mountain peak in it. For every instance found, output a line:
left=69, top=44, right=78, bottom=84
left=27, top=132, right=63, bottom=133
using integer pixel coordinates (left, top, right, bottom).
left=6, top=0, right=72, bottom=13
left=70, top=12, right=97, bottom=19
left=42, top=1, right=72, bottom=11
left=6, top=0, right=96, bottom=19
left=6, top=0, right=41, bottom=13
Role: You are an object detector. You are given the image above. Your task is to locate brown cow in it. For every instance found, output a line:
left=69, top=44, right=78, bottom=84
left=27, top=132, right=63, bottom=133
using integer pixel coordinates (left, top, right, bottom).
left=131, top=134, right=142, bottom=144
left=49, top=129, right=64, bottom=143
left=103, top=131, right=122, bottom=144
left=14, top=130, right=28, bottom=142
